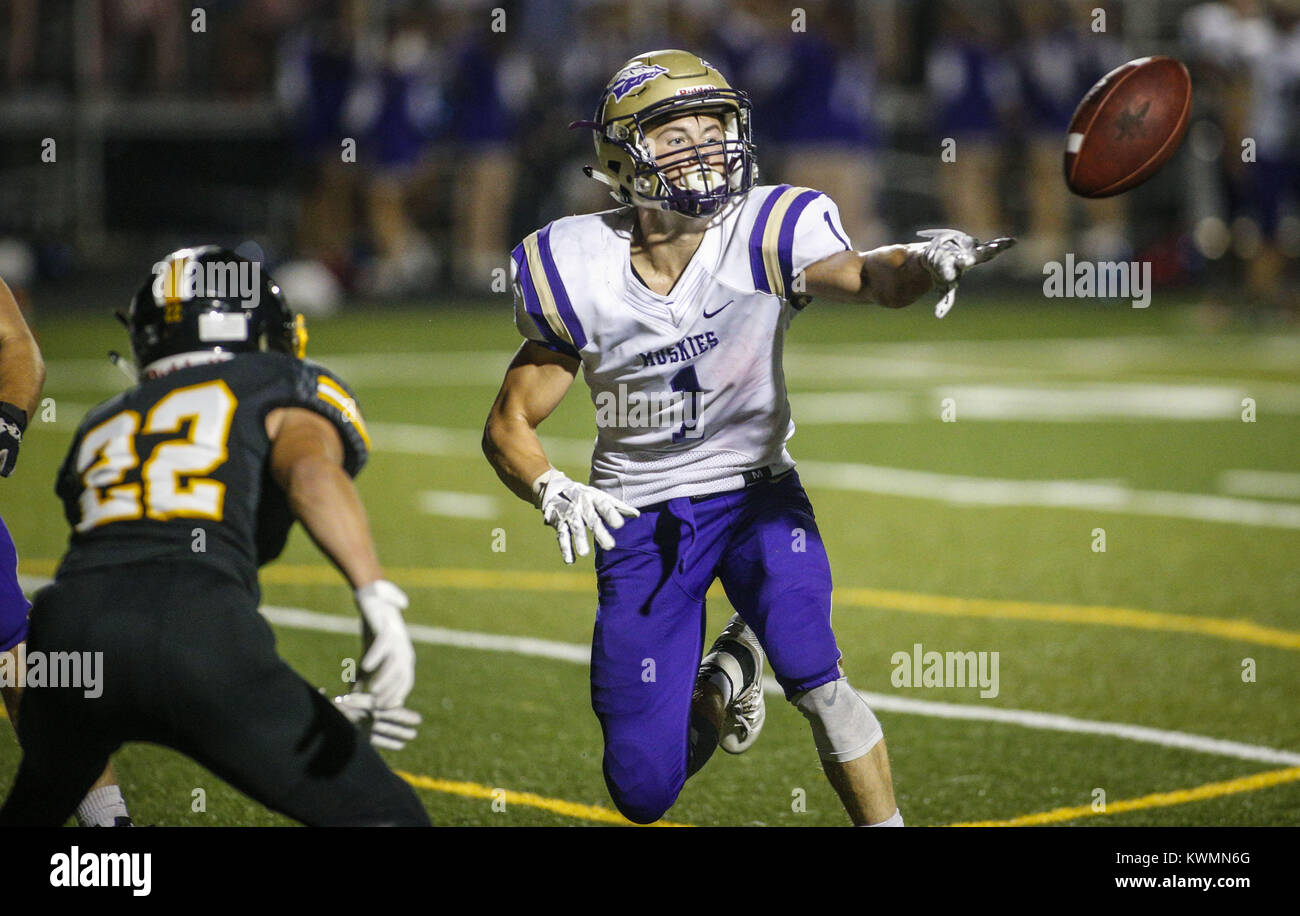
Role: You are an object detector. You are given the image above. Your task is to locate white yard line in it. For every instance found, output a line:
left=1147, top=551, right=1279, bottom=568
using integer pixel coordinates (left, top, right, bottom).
left=794, top=381, right=1300, bottom=422
left=932, top=383, right=1300, bottom=419
left=18, top=574, right=1298, bottom=767
left=795, top=460, right=1300, bottom=529
left=417, top=490, right=500, bottom=520
left=44, top=334, right=1300, bottom=390
left=27, top=408, right=1300, bottom=528
left=41, top=351, right=517, bottom=391
left=369, top=421, right=595, bottom=465
left=803, top=336, right=1300, bottom=376
left=269, top=608, right=1300, bottom=768
left=51, top=381, right=1300, bottom=432
left=370, top=421, right=1300, bottom=530
left=1219, top=470, right=1300, bottom=500
left=316, top=351, right=515, bottom=386
left=789, top=391, right=916, bottom=423
left=862, top=692, right=1300, bottom=767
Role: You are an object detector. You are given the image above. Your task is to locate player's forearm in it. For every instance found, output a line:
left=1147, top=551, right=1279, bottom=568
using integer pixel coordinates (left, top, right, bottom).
left=803, top=246, right=933, bottom=309
left=482, top=413, right=552, bottom=506
left=282, top=456, right=384, bottom=588
left=858, top=245, right=934, bottom=309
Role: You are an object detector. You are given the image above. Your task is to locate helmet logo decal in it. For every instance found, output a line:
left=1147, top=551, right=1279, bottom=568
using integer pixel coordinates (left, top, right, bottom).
left=151, top=254, right=262, bottom=309
left=608, top=63, right=669, bottom=101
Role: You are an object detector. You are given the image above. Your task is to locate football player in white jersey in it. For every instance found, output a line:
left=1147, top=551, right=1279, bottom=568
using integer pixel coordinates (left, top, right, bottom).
left=483, top=50, right=1012, bottom=825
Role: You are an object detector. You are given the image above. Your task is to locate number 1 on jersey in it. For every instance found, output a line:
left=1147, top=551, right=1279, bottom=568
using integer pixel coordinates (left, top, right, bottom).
left=670, top=366, right=705, bottom=441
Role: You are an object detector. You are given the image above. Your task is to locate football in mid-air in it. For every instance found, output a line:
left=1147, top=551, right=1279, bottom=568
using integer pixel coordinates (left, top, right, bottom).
left=1063, top=56, right=1192, bottom=198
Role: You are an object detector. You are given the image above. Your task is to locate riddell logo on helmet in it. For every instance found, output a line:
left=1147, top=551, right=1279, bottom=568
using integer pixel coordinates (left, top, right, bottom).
left=675, top=85, right=717, bottom=96
left=151, top=258, right=261, bottom=309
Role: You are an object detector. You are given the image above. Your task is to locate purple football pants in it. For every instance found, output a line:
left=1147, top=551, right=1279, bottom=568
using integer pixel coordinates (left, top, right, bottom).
left=591, top=471, right=841, bottom=824
left=1, top=515, right=30, bottom=652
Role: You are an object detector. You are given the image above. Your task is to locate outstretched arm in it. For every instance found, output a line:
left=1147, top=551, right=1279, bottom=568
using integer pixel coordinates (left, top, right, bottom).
left=801, top=231, right=1016, bottom=314
left=800, top=245, right=935, bottom=309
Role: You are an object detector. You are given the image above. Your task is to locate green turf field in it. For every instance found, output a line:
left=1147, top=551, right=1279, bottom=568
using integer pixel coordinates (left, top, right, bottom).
left=2, top=297, right=1298, bottom=826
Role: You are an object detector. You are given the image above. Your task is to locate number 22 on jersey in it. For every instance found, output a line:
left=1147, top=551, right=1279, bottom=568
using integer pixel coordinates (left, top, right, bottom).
left=76, top=379, right=237, bottom=531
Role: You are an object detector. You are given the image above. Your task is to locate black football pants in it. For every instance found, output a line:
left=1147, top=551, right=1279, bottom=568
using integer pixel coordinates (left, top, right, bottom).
left=0, top=563, right=429, bottom=826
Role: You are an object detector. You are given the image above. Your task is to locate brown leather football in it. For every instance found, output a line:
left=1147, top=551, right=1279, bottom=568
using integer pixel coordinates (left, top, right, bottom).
left=1064, top=56, right=1192, bottom=198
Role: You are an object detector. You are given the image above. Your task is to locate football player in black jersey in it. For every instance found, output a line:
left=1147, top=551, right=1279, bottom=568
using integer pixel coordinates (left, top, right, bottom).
left=0, top=248, right=429, bottom=826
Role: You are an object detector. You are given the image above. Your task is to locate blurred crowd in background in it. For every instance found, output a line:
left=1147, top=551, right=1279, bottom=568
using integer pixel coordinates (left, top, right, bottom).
left=1, top=0, right=1298, bottom=313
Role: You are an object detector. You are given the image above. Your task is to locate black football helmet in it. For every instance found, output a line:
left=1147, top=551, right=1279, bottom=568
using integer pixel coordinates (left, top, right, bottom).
left=123, top=246, right=305, bottom=370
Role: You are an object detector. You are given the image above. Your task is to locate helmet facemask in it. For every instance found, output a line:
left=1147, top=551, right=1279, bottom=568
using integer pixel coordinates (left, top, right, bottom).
left=639, top=101, right=754, bottom=217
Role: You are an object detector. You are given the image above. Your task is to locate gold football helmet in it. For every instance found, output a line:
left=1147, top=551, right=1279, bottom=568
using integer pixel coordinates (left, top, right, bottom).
left=572, top=49, right=757, bottom=217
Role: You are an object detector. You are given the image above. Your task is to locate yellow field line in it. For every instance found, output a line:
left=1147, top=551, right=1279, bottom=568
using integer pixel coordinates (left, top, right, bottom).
left=950, top=766, right=1300, bottom=826
left=395, top=771, right=685, bottom=827
left=15, top=559, right=57, bottom=579
left=18, top=558, right=1300, bottom=651
left=249, top=562, right=1300, bottom=652
left=836, top=586, right=1300, bottom=651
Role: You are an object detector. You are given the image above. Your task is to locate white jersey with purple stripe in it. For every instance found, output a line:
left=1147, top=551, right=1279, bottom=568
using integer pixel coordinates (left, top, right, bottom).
left=511, top=184, right=852, bottom=507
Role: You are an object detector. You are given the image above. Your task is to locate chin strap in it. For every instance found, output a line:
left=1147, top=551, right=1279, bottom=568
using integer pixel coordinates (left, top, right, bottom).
left=582, top=165, right=635, bottom=209
left=107, top=351, right=139, bottom=382
left=581, top=165, right=618, bottom=189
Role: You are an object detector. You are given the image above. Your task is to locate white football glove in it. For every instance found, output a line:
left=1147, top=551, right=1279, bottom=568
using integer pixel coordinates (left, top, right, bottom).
left=333, top=691, right=422, bottom=751
left=354, top=579, right=416, bottom=709
left=913, top=229, right=1016, bottom=318
left=533, top=468, right=640, bottom=564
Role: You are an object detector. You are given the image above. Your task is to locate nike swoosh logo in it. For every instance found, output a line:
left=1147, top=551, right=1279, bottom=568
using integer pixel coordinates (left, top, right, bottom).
left=702, top=299, right=734, bottom=319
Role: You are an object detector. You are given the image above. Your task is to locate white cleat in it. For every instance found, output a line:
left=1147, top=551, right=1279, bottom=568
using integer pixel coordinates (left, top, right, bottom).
left=699, top=614, right=767, bottom=754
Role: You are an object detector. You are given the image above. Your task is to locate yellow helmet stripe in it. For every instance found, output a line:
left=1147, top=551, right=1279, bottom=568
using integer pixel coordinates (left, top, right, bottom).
left=162, top=252, right=193, bottom=304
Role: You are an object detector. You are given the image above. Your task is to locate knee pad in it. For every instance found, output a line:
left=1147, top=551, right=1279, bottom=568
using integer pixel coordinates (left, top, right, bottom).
left=792, top=677, right=882, bottom=763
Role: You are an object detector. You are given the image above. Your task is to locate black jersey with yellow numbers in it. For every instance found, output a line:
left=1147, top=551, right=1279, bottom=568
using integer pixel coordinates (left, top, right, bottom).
left=53, top=352, right=370, bottom=593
